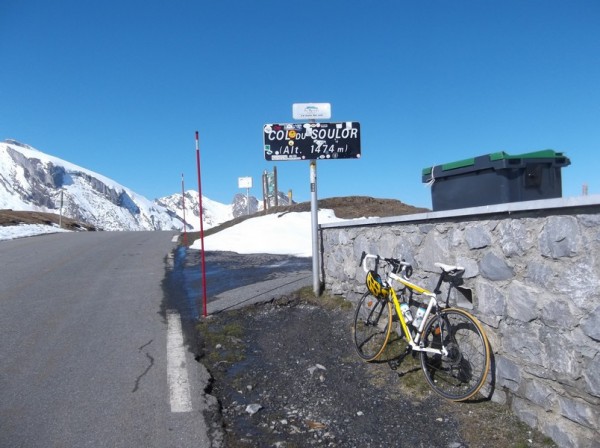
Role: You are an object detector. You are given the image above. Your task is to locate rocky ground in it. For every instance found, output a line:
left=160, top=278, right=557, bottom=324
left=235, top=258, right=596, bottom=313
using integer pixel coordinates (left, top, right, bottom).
left=196, top=290, right=557, bottom=448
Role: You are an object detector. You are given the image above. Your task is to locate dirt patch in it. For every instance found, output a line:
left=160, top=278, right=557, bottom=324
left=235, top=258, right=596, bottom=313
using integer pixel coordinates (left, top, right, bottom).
left=0, top=210, right=96, bottom=231
left=264, top=196, right=429, bottom=219
left=186, top=196, right=428, bottom=243
left=197, top=289, right=556, bottom=448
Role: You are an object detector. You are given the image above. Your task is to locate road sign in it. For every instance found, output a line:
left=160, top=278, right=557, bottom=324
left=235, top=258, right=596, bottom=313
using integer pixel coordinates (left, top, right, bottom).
left=263, top=122, right=361, bottom=161
left=238, top=177, right=252, bottom=189
left=292, top=103, right=331, bottom=120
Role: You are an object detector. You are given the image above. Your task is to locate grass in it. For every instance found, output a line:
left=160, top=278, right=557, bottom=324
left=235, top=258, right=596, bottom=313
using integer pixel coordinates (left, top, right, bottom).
left=196, top=319, right=246, bottom=365
left=298, top=286, right=354, bottom=311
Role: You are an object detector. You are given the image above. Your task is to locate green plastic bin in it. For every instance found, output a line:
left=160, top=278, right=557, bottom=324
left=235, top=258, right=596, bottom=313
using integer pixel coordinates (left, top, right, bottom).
left=422, top=150, right=571, bottom=211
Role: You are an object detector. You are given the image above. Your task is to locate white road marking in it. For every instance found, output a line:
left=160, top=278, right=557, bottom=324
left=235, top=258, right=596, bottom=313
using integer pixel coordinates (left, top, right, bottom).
left=167, top=311, right=193, bottom=412
left=171, top=235, right=179, bottom=243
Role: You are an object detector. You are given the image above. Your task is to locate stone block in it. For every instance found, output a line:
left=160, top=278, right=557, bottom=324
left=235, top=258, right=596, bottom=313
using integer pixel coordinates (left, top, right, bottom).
left=465, top=225, right=492, bottom=249
left=479, top=251, right=514, bottom=281
left=498, top=219, right=534, bottom=257
left=523, top=379, right=558, bottom=410
left=558, top=395, right=598, bottom=429
left=496, top=355, right=521, bottom=391
left=539, top=327, right=581, bottom=379
left=581, top=305, right=600, bottom=342
left=501, top=322, right=544, bottom=365
left=542, top=416, right=598, bottom=448
left=583, top=355, right=600, bottom=398
left=539, top=216, right=580, bottom=259
left=526, top=261, right=555, bottom=289
left=476, top=282, right=506, bottom=317
left=540, top=299, right=578, bottom=329
left=507, top=281, right=539, bottom=322
left=416, top=231, right=450, bottom=273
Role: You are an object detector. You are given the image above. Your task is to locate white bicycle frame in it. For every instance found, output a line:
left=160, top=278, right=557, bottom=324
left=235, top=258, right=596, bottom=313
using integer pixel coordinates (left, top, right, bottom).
left=361, top=254, right=450, bottom=357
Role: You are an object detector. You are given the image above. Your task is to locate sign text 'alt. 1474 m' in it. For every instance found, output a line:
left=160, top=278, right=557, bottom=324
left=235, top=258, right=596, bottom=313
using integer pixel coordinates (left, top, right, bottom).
left=263, top=122, right=361, bottom=161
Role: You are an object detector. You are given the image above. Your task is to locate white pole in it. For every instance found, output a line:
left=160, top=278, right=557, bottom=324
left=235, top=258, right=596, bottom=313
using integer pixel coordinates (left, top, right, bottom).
left=246, top=187, right=250, bottom=215
left=59, top=189, right=63, bottom=228
left=310, top=160, right=320, bottom=295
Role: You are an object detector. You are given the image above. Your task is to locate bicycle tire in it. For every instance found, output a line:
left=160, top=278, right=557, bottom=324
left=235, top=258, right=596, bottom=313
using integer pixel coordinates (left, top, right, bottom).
left=353, top=291, right=393, bottom=361
left=419, top=308, right=490, bottom=401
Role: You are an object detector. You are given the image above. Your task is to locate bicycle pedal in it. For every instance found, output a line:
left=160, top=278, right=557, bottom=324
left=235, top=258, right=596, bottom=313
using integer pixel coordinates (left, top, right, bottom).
left=387, top=359, right=400, bottom=370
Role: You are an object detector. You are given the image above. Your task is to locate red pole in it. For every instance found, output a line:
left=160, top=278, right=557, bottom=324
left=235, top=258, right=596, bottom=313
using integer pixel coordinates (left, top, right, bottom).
left=196, top=131, right=208, bottom=317
left=181, top=173, right=188, bottom=246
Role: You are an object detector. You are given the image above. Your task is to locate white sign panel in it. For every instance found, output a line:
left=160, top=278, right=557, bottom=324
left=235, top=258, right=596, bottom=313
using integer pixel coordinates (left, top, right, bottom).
left=238, top=177, right=252, bottom=189
left=292, top=103, right=331, bottom=120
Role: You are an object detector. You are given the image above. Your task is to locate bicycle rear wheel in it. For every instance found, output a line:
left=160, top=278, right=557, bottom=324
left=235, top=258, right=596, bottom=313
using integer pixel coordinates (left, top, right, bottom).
left=353, top=292, right=393, bottom=361
left=420, top=308, right=490, bottom=401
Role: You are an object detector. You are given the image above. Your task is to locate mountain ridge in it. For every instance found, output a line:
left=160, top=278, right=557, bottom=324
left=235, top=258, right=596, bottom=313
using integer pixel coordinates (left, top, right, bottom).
left=0, top=140, right=239, bottom=231
left=1, top=139, right=427, bottom=233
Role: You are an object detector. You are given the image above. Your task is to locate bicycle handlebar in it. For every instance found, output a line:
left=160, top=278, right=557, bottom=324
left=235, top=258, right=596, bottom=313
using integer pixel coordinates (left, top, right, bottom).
left=359, top=251, right=412, bottom=277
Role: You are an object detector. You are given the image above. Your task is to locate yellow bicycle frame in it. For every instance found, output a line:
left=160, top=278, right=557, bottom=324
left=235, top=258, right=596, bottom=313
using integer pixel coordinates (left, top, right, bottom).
left=386, top=272, right=446, bottom=355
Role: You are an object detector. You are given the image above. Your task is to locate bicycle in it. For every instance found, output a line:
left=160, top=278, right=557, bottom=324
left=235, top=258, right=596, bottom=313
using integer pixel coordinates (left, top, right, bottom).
left=353, top=251, right=491, bottom=401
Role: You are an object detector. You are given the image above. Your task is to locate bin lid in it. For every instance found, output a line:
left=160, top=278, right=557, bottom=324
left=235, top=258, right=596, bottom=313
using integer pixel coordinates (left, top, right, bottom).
left=489, top=149, right=567, bottom=161
left=422, top=149, right=570, bottom=176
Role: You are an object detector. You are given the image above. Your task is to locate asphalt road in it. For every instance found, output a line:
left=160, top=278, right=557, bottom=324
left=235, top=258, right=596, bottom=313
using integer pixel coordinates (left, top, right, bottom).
left=0, top=231, right=218, bottom=448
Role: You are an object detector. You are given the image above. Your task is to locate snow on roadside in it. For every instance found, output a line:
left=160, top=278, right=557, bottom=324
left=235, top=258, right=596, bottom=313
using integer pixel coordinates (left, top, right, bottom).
left=190, top=209, right=350, bottom=257
left=0, top=224, right=71, bottom=241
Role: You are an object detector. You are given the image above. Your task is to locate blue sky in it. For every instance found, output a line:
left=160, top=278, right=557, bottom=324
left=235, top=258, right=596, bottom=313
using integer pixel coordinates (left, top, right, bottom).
left=1, top=0, right=598, bottom=209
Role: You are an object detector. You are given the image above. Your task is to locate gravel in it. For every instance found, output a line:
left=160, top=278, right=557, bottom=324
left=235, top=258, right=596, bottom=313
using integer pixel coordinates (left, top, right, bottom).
left=196, top=292, right=556, bottom=448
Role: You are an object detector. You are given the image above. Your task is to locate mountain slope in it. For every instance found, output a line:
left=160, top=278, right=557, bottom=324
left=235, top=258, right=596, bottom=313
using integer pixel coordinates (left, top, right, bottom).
left=156, top=191, right=233, bottom=231
left=0, top=140, right=233, bottom=231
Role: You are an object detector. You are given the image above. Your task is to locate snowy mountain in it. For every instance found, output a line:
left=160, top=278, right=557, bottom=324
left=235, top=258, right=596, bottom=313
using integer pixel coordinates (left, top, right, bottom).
left=156, top=191, right=233, bottom=231
left=232, top=190, right=294, bottom=217
left=0, top=140, right=232, bottom=231
left=155, top=190, right=293, bottom=230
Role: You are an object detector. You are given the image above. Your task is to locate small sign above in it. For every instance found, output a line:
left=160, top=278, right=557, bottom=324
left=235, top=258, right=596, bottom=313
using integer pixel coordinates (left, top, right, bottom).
left=264, top=122, right=361, bottom=161
left=238, top=177, right=252, bottom=189
left=292, top=103, right=331, bottom=120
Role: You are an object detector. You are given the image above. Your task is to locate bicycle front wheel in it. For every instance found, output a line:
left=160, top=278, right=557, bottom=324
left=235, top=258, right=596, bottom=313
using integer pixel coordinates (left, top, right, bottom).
left=420, top=308, right=490, bottom=401
left=353, top=292, right=393, bottom=361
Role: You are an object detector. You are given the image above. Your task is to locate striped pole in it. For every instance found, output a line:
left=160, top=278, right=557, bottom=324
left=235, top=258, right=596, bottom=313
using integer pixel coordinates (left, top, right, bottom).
left=196, top=131, right=208, bottom=317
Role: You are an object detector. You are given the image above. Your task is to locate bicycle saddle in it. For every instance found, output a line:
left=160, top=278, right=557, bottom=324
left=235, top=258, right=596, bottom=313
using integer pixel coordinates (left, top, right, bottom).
left=435, top=262, right=465, bottom=274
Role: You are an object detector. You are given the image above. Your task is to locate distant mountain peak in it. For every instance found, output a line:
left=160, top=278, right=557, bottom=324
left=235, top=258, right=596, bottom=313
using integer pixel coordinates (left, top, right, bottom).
left=0, top=140, right=233, bottom=231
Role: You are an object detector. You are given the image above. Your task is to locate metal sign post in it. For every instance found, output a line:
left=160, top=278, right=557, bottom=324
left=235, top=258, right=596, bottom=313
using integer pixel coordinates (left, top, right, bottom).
left=310, top=160, right=319, bottom=295
left=263, top=104, right=361, bottom=296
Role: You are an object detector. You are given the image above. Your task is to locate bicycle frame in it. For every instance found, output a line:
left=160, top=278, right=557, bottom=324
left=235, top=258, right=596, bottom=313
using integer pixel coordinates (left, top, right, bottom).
left=387, top=275, right=448, bottom=356
left=361, top=253, right=451, bottom=357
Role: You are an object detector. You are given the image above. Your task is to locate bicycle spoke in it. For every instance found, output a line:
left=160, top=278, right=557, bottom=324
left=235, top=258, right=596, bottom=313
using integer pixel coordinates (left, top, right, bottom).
left=420, top=309, right=490, bottom=401
left=353, top=292, right=392, bottom=361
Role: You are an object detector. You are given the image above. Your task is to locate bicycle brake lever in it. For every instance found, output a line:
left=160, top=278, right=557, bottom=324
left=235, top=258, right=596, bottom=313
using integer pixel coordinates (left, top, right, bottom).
left=359, top=251, right=366, bottom=267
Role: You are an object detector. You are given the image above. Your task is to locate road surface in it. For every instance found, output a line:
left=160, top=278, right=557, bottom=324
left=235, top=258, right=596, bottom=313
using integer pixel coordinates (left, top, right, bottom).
left=0, top=231, right=219, bottom=447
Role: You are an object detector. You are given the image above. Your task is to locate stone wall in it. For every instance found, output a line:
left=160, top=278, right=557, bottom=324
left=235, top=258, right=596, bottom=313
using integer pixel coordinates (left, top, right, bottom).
left=319, top=197, right=600, bottom=448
